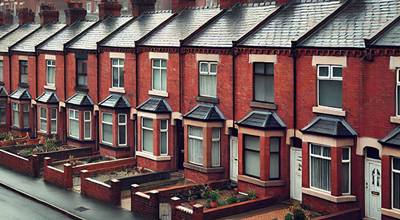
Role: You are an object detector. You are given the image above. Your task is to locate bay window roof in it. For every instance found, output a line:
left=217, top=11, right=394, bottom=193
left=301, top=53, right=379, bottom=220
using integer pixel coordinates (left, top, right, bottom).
left=66, top=92, right=94, bottom=107
left=137, top=97, right=172, bottom=113
left=36, top=90, right=59, bottom=104
left=99, top=93, right=130, bottom=109
left=0, top=86, right=8, bottom=97
left=379, top=127, right=400, bottom=147
left=237, top=110, right=286, bottom=130
left=184, top=104, right=225, bottom=121
left=9, top=88, right=31, bottom=100
left=301, top=116, right=357, bottom=138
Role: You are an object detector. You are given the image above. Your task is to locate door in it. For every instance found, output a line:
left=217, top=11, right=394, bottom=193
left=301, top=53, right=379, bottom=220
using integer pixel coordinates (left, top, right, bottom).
left=365, top=159, right=382, bottom=220
left=290, top=147, right=302, bottom=201
left=230, top=137, right=238, bottom=182
left=175, top=120, right=184, bottom=170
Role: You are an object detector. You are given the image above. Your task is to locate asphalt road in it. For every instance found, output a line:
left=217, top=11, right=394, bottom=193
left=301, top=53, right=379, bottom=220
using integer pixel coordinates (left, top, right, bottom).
left=0, top=186, right=73, bottom=220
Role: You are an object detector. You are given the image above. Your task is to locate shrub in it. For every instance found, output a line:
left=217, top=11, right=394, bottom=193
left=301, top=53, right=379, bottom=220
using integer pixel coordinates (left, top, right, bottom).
left=225, top=196, right=239, bottom=204
left=247, top=190, right=257, bottom=200
left=285, top=213, right=294, bottom=220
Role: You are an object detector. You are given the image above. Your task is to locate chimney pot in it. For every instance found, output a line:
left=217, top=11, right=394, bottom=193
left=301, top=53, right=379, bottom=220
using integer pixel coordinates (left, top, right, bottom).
left=39, top=3, right=59, bottom=25
left=171, top=0, right=196, bottom=13
left=276, top=0, right=289, bottom=5
left=98, top=0, right=122, bottom=20
left=17, top=8, right=35, bottom=25
left=131, top=0, right=155, bottom=17
left=65, top=1, right=87, bottom=25
left=219, top=0, right=246, bottom=9
left=0, top=9, right=13, bottom=25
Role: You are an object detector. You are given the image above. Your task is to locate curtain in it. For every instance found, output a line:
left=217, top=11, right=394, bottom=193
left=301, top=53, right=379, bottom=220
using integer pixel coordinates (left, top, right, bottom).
left=342, top=162, right=350, bottom=193
left=319, top=80, right=342, bottom=108
left=23, top=105, right=29, bottom=128
left=200, top=75, right=216, bottom=97
left=84, top=111, right=91, bottom=139
left=244, top=135, right=260, bottom=177
left=102, top=113, right=113, bottom=144
left=142, top=129, right=153, bottom=153
left=211, top=128, right=220, bottom=167
left=0, top=101, right=5, bottom=124
left=311, top=156, right=331, bottom=191
left=51, top=108, right=57, bottom=134
left=269, top=137, right=280, bottom=179
left=188, top=126, right=203, bottom=165
left=40, top=108, right=47, bottom=132
left=69, top=118, right=79, bottom=138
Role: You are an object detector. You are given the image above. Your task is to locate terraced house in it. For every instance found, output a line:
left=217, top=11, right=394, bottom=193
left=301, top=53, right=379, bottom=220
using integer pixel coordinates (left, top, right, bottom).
left=0, top=0, right=400, bottom=219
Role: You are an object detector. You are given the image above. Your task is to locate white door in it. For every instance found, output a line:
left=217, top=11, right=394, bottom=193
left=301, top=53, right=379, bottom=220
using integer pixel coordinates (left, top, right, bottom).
left=290, top=147, right=302, bottom=201
left=365, top=159, right=382, bottom=220
left=230, top=137, right=238, bottom=182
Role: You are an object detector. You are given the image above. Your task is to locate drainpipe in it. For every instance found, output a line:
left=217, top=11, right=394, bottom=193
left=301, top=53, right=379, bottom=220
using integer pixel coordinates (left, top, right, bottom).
left=8, top=51, right=12, bottom=94
left=96, top=50, right=100, bottom=152
left=134, top=47, right=139, bottom=156
left=63, top=50, right=67, bottom=143
left=178, top=47, right=183, bottom=113
left=35, top=51, right=39, bottom=138
left=291, top=41, right=297, bottom=141
left=232, top=48, right=236, bottom=125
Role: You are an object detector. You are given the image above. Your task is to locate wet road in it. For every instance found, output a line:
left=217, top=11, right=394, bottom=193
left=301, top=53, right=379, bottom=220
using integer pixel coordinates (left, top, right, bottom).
left=0, top=186, right=72, bottom=220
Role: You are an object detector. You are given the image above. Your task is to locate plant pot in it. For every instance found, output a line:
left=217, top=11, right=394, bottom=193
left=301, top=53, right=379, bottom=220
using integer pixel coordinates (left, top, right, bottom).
left=210, top=201, right=218, bottom=208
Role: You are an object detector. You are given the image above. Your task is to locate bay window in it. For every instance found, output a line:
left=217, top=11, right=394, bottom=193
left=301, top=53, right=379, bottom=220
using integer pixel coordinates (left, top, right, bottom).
left=69, top=109, right=79, bottom=138
left=211, top=128, right=220, bottom=167
left=152, top=59, right=167, bottom=92
left=46, top=60, right=56, bottom=86
left=50, top=108, right=57, bottom=134
left=341, top=148, right=351, bottom=194
left=270, top=137, right=280, bottom=179
left=317, top=65, right=343, bottom=109
left=396, top=69, right=400, bottom=116
left=199, top=62, right=217, bottom=98
left=118, top=114, right=127, bottom=146
left=77, top=58, right=88, bottom=87
left=160, top=120, right=168, bottom=155
left=39, top=107, right=47, bottom=132
left=22, top=104, right=29, bottom=128
left=0, top=100, right=6, bottom=125
left=244, top=135, right=260, bottom=178
left=111, top=58, right=124, bottom=88
left=102, top=113, right=113, bottom=145
left=188, top=126, right=203, bottom=165
left=84, top=111, right=91, bottom=140
left=310, top=144, right=331, bottom=192
left=0, top=60, right=3, bottom=82
left=254, top=62, right=274, bottom=103
left=19, top=61, right=28, bottom=85
left=12, top=103, right=19, bottom=127
left=142, top=118, right=153, bottom=153
left=393, top=157, right=400, bottom=209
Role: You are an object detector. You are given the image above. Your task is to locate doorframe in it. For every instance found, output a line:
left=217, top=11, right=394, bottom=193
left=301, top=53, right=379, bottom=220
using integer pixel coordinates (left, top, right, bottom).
left=290, top=147, right=302, bottom=202
left=364, top=157, right=382, bottom=219
left=230, top=136, right=238, bottom=182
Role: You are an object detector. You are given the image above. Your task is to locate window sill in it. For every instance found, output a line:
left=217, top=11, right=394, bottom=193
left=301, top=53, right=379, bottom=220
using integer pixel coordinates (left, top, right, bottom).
left=99, top=143, right=130, bottom=151
left=237, top=175, right=285, bottom=187
left=109, top=87, right=125, bottom=94
left=390, top=116, right=400, bottom=124
left=196, top=96, right=219, bottom=104
left=302, top=187, right=356, bottom=203
left=183, top=162, right=224, bottom=173
left=312, top=106, right=346, bottom=117
left=75, top=86, right=88, bottom=93
left=148, top=90, right=168, bottom=97
left=250, top=101, right=277, bottom=110
left=136, top=151, right=171, bottom=161
left=44, top=85, right=56, bottom=91
left=382, top=208, right=400, bottom=219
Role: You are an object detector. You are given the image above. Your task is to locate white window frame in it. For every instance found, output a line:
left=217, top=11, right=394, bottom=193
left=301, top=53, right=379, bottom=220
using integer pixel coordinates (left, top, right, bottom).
left=392, top=157, right=400, bottom=210
left=199, top=61, right=218, bottom=98
left=160, top=119, right=168, bottom=155
left=151, top=59, right=167, bottom=92
left=0, top=60, right=3, bottom=82
left=118, top=114, right=127, bottom=146
left=309, top=144, right=332, bottom=193
left=111, top=58, right=124, bottom=88
left=141, top=117, right=153, bottom=154
left=84, top=111, right=91, bottom=140
left=341, top=147, right=351, bottom=195
left=211, top=128, right=220, bottom=167
left=317, top=65, right=343, bottom=109
left=39, top=107, right=47, bottom=133
left=396, top=69, right=400, bottom=116
left=46, top=59, right=56, bottom=86
left=188, top=126, right=204, bottom=166
left=19, top=60, right=28, bottom=84
left=69, top=109, right=79, bottom=139
left=102, top=112, right=113, bottom=145
left=50, top=108, right=57, bottom=134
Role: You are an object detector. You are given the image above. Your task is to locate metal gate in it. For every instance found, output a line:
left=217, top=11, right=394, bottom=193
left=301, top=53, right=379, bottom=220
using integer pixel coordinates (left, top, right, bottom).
left=159, top=203, right=171, bottom=220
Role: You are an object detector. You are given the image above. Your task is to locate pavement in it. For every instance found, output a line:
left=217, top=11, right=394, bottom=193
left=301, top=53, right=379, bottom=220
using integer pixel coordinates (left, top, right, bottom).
left=0, top=166, right=149, bottom=220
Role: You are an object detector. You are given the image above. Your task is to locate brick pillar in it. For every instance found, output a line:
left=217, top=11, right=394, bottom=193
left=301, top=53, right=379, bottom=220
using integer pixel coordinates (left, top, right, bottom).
left=44, top=157, right=52, bottom=167
left=260, top=136, right=268, bottom=181
left=64, top=163, right=73, bottom=189
left=219, top=0, right=246, bottom=9
left=98, top=0, right=122, bottom=20
left=171, top=0, right=196, bottom=13
left=153, top=119, right=160, bottom=156
left=204, top=127, right=212, bottom=168
left=238, top=132, right=243, bottom=175
left=192, top=204, right=204, bottom=220
left=110, top=179, right=121, bottom=206
left=17, top=8, right=35, bottom=25
left=80, top=169, right=90, bottom=195
left=112, top=112, right=118, bottom=146
left=331, top=147, right=342, bottom=196
left=148, top=190, right=160, bottom=218
left=131, top=184, right=140, bottom=211
left=65, top=1, right=87, bottom=25
left=131, top=0, right=156, bottom=17
left=381, top=155, right=391, bottom=209
left=30, top=154, right=39, bottom=177
left=302, top=142, right=309, bottom=188
left=39, top=3, right=59, bottom=25
left=170, top=196, right=181, bottom=218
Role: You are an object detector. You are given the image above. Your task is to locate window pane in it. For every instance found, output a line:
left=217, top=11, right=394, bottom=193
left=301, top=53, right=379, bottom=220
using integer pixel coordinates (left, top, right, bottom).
left=118, top=125, right=126, bottom=145
left=23, top=111, right=29, bottom=128
left=319, top=80, right=342, bottom=108
left=310, top=155, right=331, bottom=191
left=270, top=153, right=280, bottom=179
left=394, top=158, right=400, bottom=170
left=41, top=108, right=47, bottom=118
left=210, top=63, right=217, bottom=73
left=212, top=128, right=219, bottom=139
left=161, top=59, right=167, bottom=67
left=212, top=140, right=220, bottom=167
left=342, top=148, right=350, bottom=160
left=0, top=60, right=3, bottom=82
left=398, top=86, right=400, bottom=115
left=160, top=120, right=167, bottom=130
left=102, top=123, right=112, bottom=144
left=255, top=74, right=274, bottom=103
left=254, top=63, right=265, bottom=74
left=311, top=145, right=321, bottom=155
left=118, top=114, right=126, bottom=124
left=152, top=68, right=161, bottom=90
left=84, top=122, right=91, bottom=139
left=161, top=69, right=167, bottom=91
left=142, top=129, right=153, bottom=153
left=394, top=171, right=400, bottom=209
left=0, top=101, right=5, bottom=124
left=112, top=67, right=119, bottom=87
left=84, top=111, right=91, bottom=120
left=103, top=113, right=112, bottom=123
left=200, top=62, right=208, bottom=72
left=270, top=137, right=280, bottom=152
left=265, top=63, right=274, bottom=75
left=332, top=67, right=342, bottom=78
left=318, top=66, right=329, bottom=77
left=200, top=75, right=216, bottom=97
left=70, top=118, right=79, bottom=138
left=323, top=147, right=331, bottom=157
left=51, top=108, right=57, bottom=119
left=245, top=150, right=260, bottom=177
left=160, top=132, right=167, bottom=155
left=244, top=135, right=259, bottom=151
left=119, top=69, right=124, bottom=87
left=188, top=137, right=203, bottom=165
left=143, top=118, right=153, bottom=128
left=342, top=162, right=350, bottom=194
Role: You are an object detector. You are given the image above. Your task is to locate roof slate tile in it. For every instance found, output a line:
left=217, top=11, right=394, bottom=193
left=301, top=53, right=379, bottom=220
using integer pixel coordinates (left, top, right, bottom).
left=0, top=24, right=40, bottom=53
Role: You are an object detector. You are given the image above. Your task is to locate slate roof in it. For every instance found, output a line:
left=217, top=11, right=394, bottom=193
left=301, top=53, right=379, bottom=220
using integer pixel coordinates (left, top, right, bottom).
left=0, top=24, right=18, bottom=39
left=39, top=21, right=96, bottom=51
left=0, top=24, right=40, bottom=53
left=99, top=93, right=130, bottom=108
left=237, top=111, right=286, bottom=130
left=11, top=24, right=66, bottom=53
left=67, top=16, right=132, bottom=50
left=66, top=92, right=94, bottom=106
left=36, top=90, right=59, bottom=104
left=185, top=3, right=278, bottom=47
left=0, top=86, right=8, bottom=97
left=140, top=7, right=221, bottom=47
left=379, top=127, right=400, bottom=147
left=300, top=0, right=400, bottom=48
left=301, top=116, right=357, bottom=137
left=9, top=88, right=31, bottom=100
left=101, top=12, right=173, bottom=48
left=184, top=104, right=225, bottom=121
left=137, top=97, right=172, bottom=113
left=370, top=17, right=400, bottom=47
left=239, top=0, right=343, bottom=48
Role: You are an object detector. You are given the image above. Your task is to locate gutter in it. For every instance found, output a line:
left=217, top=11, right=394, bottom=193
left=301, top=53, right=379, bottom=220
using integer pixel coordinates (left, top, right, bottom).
left=291, top=41, right=297, bottom=139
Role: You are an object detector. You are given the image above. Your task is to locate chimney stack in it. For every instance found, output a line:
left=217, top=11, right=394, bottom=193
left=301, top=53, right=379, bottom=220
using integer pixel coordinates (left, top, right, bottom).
left=0, top=9, right=13, bottom=25
left=219, top=0, right=246, bottom=9
left=98, top=0, right=122, bottom=20
left=65, top=1, right=87, bottom=25
left=131, top=0, right=155, bottom=17
left=171, top=0, right=196, bottom=13
left=39, top=3, right=59, bottom=25
left=276, top=0, right=290, bottom=5
left=17, top=8, right=35, bottom=25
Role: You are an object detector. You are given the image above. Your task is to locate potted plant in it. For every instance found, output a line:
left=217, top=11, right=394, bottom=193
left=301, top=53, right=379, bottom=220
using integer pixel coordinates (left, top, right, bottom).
left=207, top=190, right=220, bottom=208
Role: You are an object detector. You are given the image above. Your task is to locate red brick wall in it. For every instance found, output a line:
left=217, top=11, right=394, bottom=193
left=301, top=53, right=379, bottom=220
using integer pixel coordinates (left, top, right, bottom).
left=2, top=56, right=11, bottom=92
left=81, top=170, right=121, bottom=205
left=302, top=193, right=359, bottom=214
left=37, top=53, right=66, bottom=100
left=10, top=54, right=37, bottom=98
left=43, top=158, right=73, bottom=189
left=0, top=150, right=39, bottom=176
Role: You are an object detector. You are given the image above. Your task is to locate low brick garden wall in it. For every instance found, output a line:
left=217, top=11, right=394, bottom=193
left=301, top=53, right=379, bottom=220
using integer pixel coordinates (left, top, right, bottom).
left=314, top=208, right=361, bottom=220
